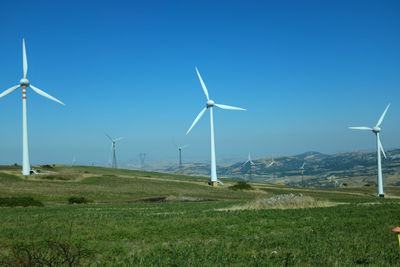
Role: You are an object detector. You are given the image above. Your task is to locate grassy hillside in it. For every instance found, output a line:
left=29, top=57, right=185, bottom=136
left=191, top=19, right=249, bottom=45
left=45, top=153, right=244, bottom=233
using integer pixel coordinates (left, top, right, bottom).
left=1, top=165, right=400, bottom=266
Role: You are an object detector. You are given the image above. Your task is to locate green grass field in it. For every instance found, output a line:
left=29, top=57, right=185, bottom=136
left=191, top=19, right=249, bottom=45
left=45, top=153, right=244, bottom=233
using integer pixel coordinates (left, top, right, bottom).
left=1, top=165, right=400, bottom=266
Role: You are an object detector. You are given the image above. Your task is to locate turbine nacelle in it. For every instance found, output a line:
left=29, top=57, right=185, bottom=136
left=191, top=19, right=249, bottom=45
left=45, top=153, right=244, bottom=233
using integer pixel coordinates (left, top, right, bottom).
left=20, top=78, right=30, bottom=87
left=372, top=126, right=381, bottom=134
left=206, top=99, right=215, bottom=108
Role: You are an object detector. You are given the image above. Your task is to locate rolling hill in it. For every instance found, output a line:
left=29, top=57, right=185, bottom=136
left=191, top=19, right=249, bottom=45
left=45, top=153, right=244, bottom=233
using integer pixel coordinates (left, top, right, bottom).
left=163, top=149, right=400, bottom=188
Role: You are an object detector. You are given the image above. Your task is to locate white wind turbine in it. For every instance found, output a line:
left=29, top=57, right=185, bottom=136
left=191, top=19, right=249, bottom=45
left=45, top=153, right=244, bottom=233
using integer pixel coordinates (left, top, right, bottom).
left=242, top=152, right=255, bottom=167
left=106, top=134, right=123, bottom=169
left=299, top=162, right=305, bottom=187
left=186, top=67, right=246, bottom=185
left=349, top=104, right=390, bottom=197
left=176, top=144, right=189, bottom=169
left=266, top=156, right=276, bottom=167
left=0, top=39, right=65, bottom=175
left=242, top=152, right=257, bottom=181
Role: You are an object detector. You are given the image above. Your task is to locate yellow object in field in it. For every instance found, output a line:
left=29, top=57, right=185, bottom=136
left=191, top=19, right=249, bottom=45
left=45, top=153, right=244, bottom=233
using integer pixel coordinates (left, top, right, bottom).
left=398, top=234, right=400, bottom=248
left=392, top=227, right=400, bottom=248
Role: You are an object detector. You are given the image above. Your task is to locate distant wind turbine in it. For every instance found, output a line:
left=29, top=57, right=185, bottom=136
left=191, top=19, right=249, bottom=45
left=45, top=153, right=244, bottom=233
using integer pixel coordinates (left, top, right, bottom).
left=299, top=162, right=305, bottom=187
left=0, top=39, right=65, bottom=175
left=266, top=156, right=276, bottom=167
left=106, top=134, right=123, bottom=168
left=176, top=144, right=189, bottom=169
left=327, top=175, right=338, bottom=189
left=242, top=152, right=255, bottom=167
left=242, top=152, right=257, bottom=181
left=348, top=104, right=390, bottom=197
left=139, top=153, right=146, bottom=169
left=186, top=67, right=246, bottom=186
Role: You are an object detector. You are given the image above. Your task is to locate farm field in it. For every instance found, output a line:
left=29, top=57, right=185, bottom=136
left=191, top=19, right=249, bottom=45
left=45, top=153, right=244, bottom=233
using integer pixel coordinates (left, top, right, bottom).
left=1, top=165, right=400, bottom=266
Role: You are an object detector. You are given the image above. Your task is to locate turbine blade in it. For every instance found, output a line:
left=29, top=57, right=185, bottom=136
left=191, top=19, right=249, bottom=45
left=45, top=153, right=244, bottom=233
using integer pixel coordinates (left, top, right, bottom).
left=0, top=85, right=20, bottom=98
left=376, top=104, right=390, bottom=127
left=23, top=39, right=28, bottom=78
left=114, top=137, right=124, bottom=142
left=378, top=139, right=386, bottom=159
left=242, top=160, right=249, bottom=167
left=105, top=134, right=113, bottom=141
left=348, top=126, right=372, bottom=131
left=181, top=144, right=189, bottom=149
left=215, top=103, right=246, bottom=111
left=195, top=67, right=209, bottom=100
left=30, top=85, right=65, bottom=105
left=186, top=107, right=207, bottom=135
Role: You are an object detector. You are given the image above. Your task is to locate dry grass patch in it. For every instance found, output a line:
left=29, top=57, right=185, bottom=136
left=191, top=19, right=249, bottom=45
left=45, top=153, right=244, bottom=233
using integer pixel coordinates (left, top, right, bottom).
left=219, top=193, right=339, bottom=211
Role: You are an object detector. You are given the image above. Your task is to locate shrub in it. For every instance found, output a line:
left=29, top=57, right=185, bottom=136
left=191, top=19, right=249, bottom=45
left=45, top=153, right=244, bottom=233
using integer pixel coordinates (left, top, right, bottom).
left=41, top=174, right=74, bottom=181
left=68, top=197, right=90, bottom=204
left=41, top=165, right=53, bottom=169
left=228, top=181, right=253, bottom=191
left=0, top=197, right=43, bottom=207
left=5, top=223, right=96, bottom=266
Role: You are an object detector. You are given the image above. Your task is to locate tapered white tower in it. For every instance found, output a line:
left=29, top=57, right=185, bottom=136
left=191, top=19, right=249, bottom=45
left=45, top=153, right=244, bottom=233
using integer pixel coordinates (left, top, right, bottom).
left=0, top=39, right=65, bottom=175
left=186, top=67, right=245, bottom=185
left=349, top=104, right=390, bottom=197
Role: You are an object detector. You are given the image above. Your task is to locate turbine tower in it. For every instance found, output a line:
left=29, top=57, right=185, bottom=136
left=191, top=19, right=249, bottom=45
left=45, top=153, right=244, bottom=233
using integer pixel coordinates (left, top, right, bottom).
left=176, top=144, right=188, bottom=169
left=242, top=152, right=256, bottom=181
left=0, top=39, right=65, bottom=175
left=349, top=104, right=390, bottom=197
left=106, top=134, right=123, bottom=169
left=186, top=67, right=246, bottom=186
left=139, top=153, right=146, bottom=169
left=299, top=162, right=305, bottom=187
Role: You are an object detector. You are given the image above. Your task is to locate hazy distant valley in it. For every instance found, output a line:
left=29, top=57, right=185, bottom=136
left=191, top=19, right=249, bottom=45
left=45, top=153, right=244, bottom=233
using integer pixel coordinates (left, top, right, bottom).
left=157, top=149, right=400, bottom=188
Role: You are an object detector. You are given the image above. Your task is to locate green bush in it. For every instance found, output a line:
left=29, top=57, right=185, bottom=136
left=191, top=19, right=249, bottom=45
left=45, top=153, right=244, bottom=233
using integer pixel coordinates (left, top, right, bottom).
left=0, top=197, right=43, bottom=207
left=41, top=174, right=72, bottom=181
left=41, top=164, right=53, bottom=169
left=228, top=181, right=253, bottom=191
left=4, top=223, right=96, bottom=266
left=68, top=197, right=90, bottom=204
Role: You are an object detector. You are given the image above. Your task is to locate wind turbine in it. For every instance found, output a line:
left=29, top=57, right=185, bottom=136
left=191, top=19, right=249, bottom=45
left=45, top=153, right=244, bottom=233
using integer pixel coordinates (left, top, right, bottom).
left=186, top=67, right=246, bottom=186
left=242, top=152, right=257, bottom=181
left=242, top=152, right=255, bottom=167
left=349, top=104, right=390, bottom=197
left=139, top=153, right=146, bottom=169
left=266, top=156, right=276, bottom=167
left=327, top=175, right=338, bottom=189
left=106, top=134, right=123, bottom=168
left=299, top=162, right=305, bottom=187
left=0, top=39, right=65, bottom=175
left=173, top=142, right=189, bottom=169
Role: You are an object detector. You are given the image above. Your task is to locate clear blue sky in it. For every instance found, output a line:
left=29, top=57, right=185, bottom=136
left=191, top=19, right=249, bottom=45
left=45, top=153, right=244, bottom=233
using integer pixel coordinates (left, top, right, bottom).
left=0, top=0, right=399, bottom=166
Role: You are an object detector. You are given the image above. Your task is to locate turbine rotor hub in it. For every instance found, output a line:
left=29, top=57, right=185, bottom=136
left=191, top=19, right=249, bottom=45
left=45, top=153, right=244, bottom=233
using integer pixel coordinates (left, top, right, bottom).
left=206, top=99, right=215, bottom=108
left=20, top=78, right=30, bottom=87
left=373, top=126, right=381, bottom=133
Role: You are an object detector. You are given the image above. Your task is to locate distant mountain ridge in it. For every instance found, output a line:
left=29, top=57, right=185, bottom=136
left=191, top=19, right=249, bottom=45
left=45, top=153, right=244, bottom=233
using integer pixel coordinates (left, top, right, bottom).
left=161, top=149, right=400, bottom=188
